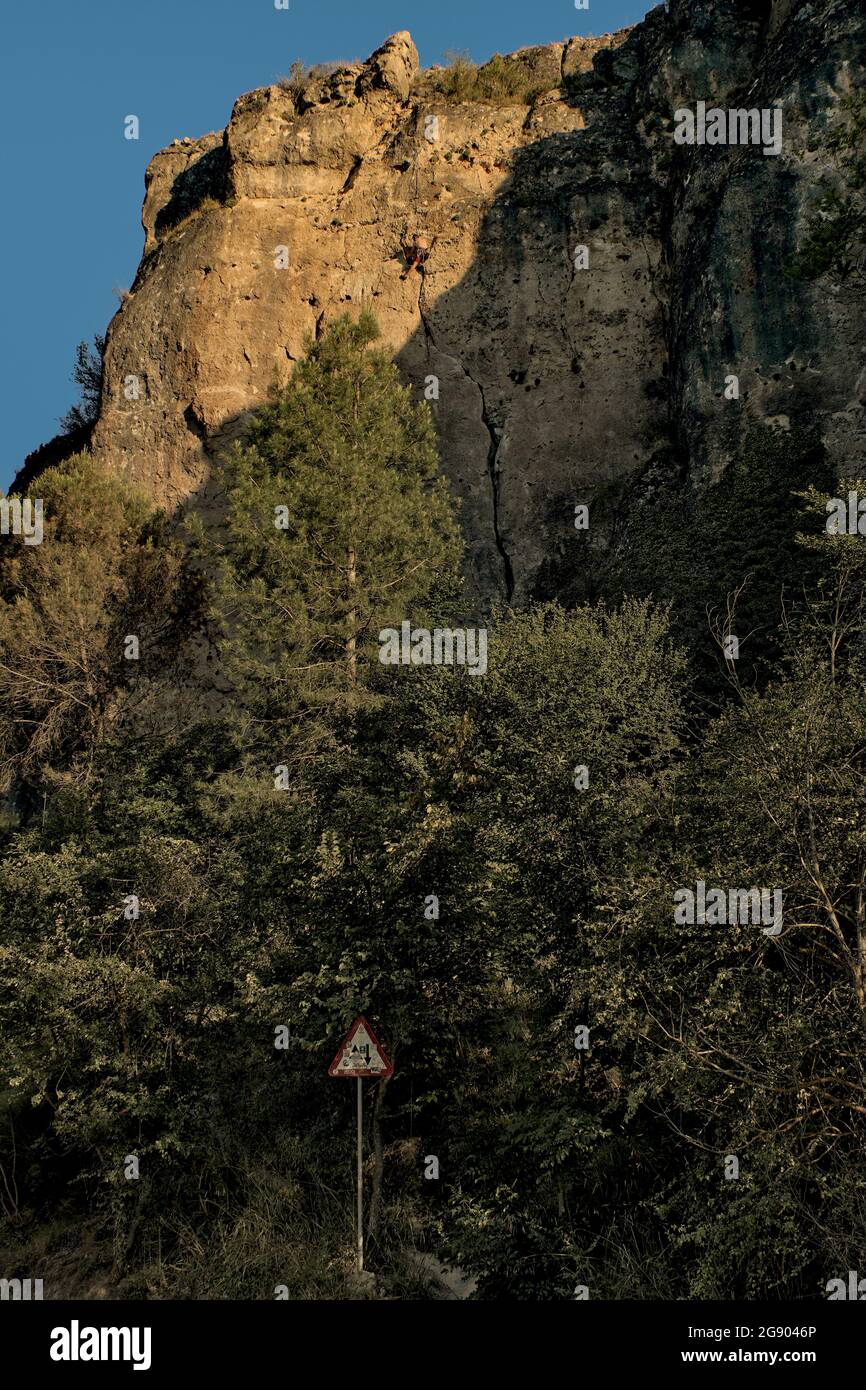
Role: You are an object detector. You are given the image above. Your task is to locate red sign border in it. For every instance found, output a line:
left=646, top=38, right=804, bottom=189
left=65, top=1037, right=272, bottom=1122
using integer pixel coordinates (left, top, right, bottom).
left=328, top=1017, right=397, bottom=1078
left=328, top=1014, right=394, bottom=1079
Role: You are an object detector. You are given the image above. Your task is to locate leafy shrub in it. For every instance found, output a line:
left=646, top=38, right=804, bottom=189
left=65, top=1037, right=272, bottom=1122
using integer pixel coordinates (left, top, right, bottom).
left=420, top=51, right=549, bottom=106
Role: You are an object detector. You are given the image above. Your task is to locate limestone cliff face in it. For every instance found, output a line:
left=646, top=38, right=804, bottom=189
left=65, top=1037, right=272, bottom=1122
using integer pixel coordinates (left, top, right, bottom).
left=48, top=0, right=866, bottom=604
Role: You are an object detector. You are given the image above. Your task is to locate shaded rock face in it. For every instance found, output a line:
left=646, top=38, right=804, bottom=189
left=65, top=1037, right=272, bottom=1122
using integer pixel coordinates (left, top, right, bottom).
left=57, top=1, right=864, bottom=606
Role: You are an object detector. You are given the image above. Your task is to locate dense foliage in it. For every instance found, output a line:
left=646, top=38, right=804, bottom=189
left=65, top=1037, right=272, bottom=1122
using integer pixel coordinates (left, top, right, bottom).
left=1, top=317, right=863, bottom=1300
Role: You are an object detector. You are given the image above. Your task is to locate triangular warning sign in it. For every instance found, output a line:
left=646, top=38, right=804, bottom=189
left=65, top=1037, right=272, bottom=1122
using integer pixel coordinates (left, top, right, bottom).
left=328, top=1016, right=393, bottom=1078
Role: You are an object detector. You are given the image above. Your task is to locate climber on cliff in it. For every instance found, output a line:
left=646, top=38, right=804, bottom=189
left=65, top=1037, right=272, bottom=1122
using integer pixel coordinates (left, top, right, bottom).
left=400, top=234, right=431, bottom=280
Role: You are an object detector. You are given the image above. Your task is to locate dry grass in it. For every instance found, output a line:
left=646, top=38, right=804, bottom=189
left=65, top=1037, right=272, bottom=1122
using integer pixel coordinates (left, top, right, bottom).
left=277, top=59, right=358, bottom=107
left=416, top=51, right=549, bottom=106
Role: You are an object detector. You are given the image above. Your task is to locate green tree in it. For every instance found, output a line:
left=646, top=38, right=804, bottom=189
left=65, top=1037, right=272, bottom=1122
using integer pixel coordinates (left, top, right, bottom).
left=0, top=454, right=203, bottom=801
left=397, top=599, right=688, bottom=1297
left=59, top=335, right=106, bottom=435
left=207, top=311, right=462, bottom=758
left=590, top=496, right=866, bottom=1298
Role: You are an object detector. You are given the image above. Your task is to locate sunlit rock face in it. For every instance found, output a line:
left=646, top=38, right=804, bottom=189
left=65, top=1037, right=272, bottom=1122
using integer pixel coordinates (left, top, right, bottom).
left=45, top=3, right=865, bottom=607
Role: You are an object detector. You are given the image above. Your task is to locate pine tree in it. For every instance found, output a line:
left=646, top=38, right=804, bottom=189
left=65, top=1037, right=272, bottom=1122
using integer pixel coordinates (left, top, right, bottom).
left=209, top=310, right=463, bottom=761
left=59, top=334, right=106, bottom=434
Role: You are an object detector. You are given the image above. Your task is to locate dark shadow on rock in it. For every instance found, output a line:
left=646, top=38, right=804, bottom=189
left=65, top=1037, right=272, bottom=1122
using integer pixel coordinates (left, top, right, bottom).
left=388, top=0, right=860, bottom=614
left=154, top=145, right=230, bottom=240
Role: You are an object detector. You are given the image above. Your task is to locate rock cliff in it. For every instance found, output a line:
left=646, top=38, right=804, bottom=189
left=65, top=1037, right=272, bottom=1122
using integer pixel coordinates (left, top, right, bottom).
left=22, top=0, right=866, bottom=606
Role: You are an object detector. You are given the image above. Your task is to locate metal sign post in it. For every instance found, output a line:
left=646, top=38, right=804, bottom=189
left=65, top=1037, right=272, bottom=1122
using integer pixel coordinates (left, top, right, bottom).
left=328, top=1016, right=393, bottom=1276
left=356, top=1077, right=364, bottom=1272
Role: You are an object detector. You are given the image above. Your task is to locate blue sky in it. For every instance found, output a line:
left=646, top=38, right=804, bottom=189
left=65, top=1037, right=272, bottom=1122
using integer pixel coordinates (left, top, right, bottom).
left=2, top=0, right=655, bottom=490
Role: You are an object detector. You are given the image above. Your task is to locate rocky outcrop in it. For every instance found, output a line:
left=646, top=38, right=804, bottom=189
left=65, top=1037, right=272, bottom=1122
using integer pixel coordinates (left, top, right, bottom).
left=23, top=0, right=866, bottom=607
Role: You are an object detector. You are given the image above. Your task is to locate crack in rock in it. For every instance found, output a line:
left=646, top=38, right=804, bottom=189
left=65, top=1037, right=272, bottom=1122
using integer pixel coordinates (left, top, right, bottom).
left=418, top=272, right=435, bottom=351
left=463, top=366, right=515, bottom=603
left=411, top=298, right=514, bottom=602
